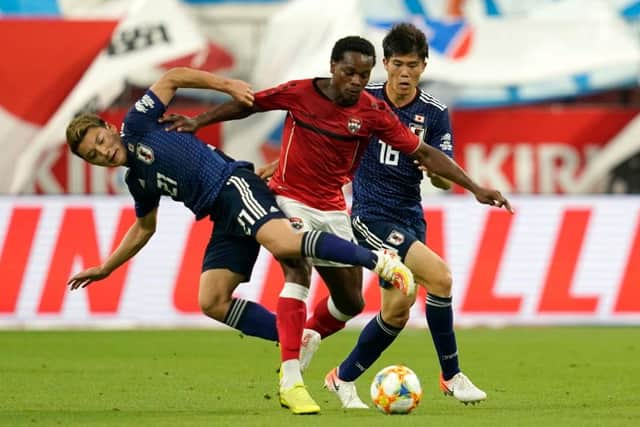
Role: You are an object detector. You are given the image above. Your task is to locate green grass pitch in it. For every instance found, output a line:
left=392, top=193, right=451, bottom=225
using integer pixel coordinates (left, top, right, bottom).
left=1, top=327, right=639, bottom=426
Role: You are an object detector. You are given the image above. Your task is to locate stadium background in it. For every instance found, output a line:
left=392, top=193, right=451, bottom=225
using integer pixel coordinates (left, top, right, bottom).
left=1, top=0, right=640, bottom=329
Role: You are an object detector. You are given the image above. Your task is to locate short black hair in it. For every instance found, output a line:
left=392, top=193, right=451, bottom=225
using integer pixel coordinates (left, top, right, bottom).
left=382, top=23, right=429, bottom=60
left=331, top=36, right=376, bottom=64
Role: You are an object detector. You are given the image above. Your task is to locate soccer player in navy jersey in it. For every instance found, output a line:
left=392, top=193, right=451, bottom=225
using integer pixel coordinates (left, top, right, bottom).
left=63, top=66, right=415, bottom=415
left=318, top=23, right=490, bottom=408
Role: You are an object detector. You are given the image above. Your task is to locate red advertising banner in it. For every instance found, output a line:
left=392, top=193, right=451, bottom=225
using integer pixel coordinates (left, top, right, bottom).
left=452, top=107, right=638, bottom=193
left=1, top=196, right=638, bottom=328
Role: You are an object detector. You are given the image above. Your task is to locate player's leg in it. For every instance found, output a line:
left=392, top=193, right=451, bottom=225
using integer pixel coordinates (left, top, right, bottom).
left=404, top=242, right=487, bottom=403
left=295, top=208, right=367, bottom=374
left=259, top=195, right=414, bottom=294
left=257, top=217, right=411, bottom=291
left=322, top=218, right=419, bottom=408
left=198, top=229, right=278, bottom=341
left=275, top=257, right=312, bottom=390
left=299, top=265, right=365, bottom=374
left=220, top=169, right=320, bottom=414
left=305, top=265, right=364, bottom=340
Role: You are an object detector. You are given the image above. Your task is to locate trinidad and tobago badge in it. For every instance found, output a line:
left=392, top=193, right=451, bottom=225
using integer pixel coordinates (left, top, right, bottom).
left=289, top=217, right=304, bottom=230
left=347, top=117, right=362, bottom=134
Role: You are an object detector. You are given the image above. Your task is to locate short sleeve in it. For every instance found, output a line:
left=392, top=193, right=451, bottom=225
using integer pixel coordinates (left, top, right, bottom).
left=254, top=81, right=298, bottom=112
left=125, top=171, right=160, bottom=218
left=428, top=109, right=454, bottom=158
left=123, top=90, right=167, bottom=134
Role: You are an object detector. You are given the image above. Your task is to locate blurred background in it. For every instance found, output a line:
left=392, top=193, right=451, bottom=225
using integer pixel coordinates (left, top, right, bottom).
left=1, top=0, right=639, bottom=328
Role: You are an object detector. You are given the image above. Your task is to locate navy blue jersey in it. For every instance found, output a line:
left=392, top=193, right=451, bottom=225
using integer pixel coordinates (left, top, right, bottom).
left=122, top=90, right=252, bottom=219
left=352, top=82, right=453, bottom=228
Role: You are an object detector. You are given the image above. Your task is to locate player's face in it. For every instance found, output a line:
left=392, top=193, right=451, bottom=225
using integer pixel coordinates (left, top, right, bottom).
left=77, top=124, right=126, bottom=167
left=383, top=53, right=426, bottom=98
left=330, top=51, right=374, bottom=106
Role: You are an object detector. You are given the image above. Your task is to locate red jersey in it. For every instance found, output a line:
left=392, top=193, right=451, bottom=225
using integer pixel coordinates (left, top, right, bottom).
left=254, top=78, right=421, bottom=210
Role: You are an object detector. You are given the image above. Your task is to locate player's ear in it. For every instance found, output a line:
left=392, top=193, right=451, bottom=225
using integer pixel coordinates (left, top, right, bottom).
left=330, top=61, right=336, bottom=75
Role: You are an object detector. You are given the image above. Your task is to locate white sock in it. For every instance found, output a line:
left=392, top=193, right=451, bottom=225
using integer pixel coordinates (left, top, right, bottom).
left=280, top=359, right=304, bottom=390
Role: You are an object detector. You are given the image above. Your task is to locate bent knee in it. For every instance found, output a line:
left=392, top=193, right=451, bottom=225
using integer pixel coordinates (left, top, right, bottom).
left=333, top=295, right=364, bottom=317
left=199, top=293, right=231, bottom=321
left=428, top=267, right=452, bottom=297
left=381, top=304, right=410, bottom=328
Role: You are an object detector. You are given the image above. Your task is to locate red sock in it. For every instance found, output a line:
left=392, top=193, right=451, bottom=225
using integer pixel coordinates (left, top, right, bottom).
left=277, top=297, right=307, bottom=362
left=305, top=296, right=346, bottom=339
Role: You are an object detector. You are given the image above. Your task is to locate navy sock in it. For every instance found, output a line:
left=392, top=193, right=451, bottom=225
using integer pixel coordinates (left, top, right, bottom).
left=426, top=294, right=460, bottom=380
left=223, top=298, right=278, bottom=341
left=301, top=231, right=377, bottom=269
left=338, top=312, right=402, bottom=382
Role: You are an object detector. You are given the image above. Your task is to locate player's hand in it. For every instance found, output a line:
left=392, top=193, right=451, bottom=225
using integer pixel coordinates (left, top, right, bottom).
left=256, top=160, right=278, bottom=181
left=226, top=78, right=254, bottom=107
left=67, top=266, right=110, bottom=290
left=159, top=114, right=200, bottom=132
left=474, top=187, right=514, bottom=213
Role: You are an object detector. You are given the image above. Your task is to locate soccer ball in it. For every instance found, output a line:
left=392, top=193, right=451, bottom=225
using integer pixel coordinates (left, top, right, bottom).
left=370, top=365, right=423, bottom=414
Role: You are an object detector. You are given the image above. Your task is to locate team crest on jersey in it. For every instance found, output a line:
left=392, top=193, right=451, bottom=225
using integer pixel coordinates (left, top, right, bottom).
left=289, top=217, right=304, bottom=230
left=386, top=230, right=405, bottom=246
left=347, top=117, right=362, bottom=134
left=136, top=143, right=154, bottom=164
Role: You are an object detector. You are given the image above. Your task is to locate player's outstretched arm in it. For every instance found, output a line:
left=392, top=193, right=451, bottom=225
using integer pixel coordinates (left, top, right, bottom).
left=159, top=99, right=256, bottom=132
left=67, top=208, right=158, bottom=290
left=412, top=143, right=513, bottom=212
left=150, top=67, right=254, bottom=108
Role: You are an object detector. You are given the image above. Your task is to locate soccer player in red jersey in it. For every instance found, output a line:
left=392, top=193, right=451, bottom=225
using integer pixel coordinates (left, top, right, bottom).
left=161, top=36, right=510, bottom=414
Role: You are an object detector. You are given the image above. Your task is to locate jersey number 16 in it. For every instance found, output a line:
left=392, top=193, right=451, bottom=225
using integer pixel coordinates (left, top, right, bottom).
left=378, top=140, right=399, bottom=166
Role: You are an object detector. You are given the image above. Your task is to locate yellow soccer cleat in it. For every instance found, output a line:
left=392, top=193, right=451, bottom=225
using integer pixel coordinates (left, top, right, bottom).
left=279, top=383, right=321, bottom=415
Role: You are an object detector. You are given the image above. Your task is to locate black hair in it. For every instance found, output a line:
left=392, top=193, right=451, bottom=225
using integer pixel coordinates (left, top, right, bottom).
left=331, top=36, right=376, bottom=64
left=382, top=23, right=429, bottom=60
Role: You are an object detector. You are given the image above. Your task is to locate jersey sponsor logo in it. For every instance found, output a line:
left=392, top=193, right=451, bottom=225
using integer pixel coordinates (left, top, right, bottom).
left=440, top=133, right=453, bottom=151
left=134, top=94, right=155, bottom=114
left=347, top=117, right=362, bottom=134
left=289, top=216, right=304, bottom=230
left=136, top=143, right=155, bottom=164
left=386, top=230, right=405, bottom=246
left=108, top=24, right=170, bottom=56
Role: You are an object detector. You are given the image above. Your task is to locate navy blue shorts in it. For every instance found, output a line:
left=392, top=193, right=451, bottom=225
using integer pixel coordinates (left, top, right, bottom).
left=202, top=167, right=286, bottom=279
left=351, top=215, right=425, bottom=289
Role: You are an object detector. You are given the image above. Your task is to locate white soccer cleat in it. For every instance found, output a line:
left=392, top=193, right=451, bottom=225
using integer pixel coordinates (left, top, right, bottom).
left=324, top=367, right=369, bottom=409
left=372, top=249, right=416, bottom=298
left=439, top=372, right=487, bottom=404
left=299, top=328, right=321, bottom=372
